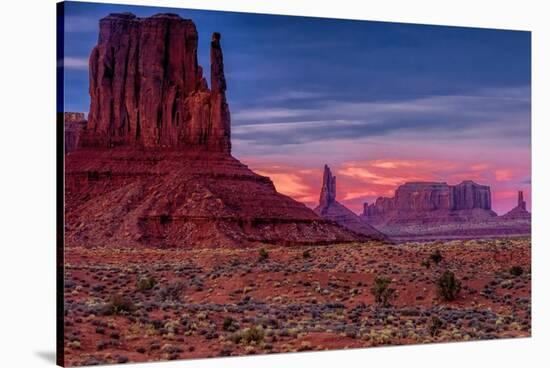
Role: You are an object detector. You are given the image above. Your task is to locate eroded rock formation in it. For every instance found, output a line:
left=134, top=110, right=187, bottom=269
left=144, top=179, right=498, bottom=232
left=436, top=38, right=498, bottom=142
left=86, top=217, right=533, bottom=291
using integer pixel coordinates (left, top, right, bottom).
left=314, top=165, right=387, bottom=240
left=362, top=181, right=497, bottom=225
left=81, top=13, right=230, bottom=152
left=502, top=191, right=531, bottom=219
left=65, top=13, right=365, bottom=248
left=64, top=112, right=87, bottom=153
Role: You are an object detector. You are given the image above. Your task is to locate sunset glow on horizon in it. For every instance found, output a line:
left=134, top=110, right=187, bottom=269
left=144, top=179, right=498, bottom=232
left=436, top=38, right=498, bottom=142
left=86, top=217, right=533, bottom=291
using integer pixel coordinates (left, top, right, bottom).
left=243, top=155, right=531, bottom=216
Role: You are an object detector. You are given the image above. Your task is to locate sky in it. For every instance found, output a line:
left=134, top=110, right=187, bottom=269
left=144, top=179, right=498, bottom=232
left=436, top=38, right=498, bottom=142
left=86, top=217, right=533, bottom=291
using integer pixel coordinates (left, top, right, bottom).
left=61, top=1, right=531, bottom=215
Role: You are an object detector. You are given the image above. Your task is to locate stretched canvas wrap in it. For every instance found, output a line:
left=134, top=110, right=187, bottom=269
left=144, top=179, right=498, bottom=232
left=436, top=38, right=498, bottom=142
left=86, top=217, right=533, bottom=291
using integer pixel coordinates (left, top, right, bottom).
left=57, top=1, right=531, bottom=366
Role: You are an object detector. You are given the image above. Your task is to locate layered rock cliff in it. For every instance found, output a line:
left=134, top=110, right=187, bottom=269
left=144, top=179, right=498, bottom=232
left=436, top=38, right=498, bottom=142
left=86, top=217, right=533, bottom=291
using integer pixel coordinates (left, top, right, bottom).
left=314, top=165, right=387, bottom=240
left=81, top=13, right=230, bottom=152
left=65, top=13, right=365, bottom=248
left=362, top=181, right=497, bottom=225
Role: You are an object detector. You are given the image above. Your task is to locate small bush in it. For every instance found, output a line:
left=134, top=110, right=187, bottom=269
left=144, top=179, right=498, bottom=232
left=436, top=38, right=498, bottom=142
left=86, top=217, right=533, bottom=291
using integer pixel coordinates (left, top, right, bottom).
left=136, top=276, right=156, bottom=291
left=302, top=249, right=312, bottom=259
left=258, top=248, right=269, bottom=262
left=421, top=259, right=431, bottom=269
left=436, top=270, right=461, bottom=301
left=103, top=294, right=135, bottom=315
left=159, top=281, right=185, bottom=302
left=230, top=326, right=264, bottom=345
left=429, top=316, right=444, bottom=336
left=223, top=317, right=237, bottom=332
left=429, top=249, right=443, bottom=265
left=370, top=277, right=396, bottom=307
left=509, top=266, right=524, bottom=277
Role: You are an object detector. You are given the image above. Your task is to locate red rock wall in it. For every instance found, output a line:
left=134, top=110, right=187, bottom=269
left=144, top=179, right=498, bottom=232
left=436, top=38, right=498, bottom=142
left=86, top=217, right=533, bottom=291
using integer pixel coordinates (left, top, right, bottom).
left=363, top=181, right=494, bottom=222
left=82, top=13, right=230, bottom=153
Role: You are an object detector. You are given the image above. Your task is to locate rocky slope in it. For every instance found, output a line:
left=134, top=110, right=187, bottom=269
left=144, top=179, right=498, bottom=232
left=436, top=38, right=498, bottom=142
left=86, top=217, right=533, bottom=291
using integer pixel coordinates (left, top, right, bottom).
left=65, top=13, right=365, bottom=248
left=314, top=165, right=387, bottom=240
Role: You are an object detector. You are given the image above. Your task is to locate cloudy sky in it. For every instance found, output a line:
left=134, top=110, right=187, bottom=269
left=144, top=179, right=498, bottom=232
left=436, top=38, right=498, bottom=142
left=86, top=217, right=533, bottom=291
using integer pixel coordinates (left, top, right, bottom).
left=61, top=1, right=531, bottom=214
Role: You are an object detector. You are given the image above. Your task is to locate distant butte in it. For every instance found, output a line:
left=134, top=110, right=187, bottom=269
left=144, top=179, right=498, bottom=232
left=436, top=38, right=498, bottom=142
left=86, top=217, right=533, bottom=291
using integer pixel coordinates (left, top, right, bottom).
left=361, top=181, right=497, bottom=225
left=314, top=165, right=387, bottom=241
left=360, top=181, right=530, bottom=241
left=502, top=191, right=531, bottom=220
left=64, top=13, right=365, bottom=248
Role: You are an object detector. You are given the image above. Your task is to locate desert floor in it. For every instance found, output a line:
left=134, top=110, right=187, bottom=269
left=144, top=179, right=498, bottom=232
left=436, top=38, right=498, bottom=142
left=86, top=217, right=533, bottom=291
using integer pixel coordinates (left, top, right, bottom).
left=63, top=237, right=531, bottom=366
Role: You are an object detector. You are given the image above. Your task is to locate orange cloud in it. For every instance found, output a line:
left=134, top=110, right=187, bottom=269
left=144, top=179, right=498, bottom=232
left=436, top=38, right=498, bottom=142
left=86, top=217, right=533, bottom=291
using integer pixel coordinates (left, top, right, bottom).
left=242, top=156, right=530, bottom=215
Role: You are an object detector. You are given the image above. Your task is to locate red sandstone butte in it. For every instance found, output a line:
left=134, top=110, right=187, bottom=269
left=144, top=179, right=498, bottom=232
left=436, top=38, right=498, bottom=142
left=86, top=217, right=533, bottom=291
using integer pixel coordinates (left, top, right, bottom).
left=361, top=181, right=497, bottom=226
left=65, top=13, right=364, bottom=248
left=82, top=13, right=230, bottom=152
left=314, top=165, right=387, bottom=241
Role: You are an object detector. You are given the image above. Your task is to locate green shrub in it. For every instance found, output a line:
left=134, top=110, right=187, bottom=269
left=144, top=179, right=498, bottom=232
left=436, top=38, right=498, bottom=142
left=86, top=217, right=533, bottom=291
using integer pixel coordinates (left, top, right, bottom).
left=258, top=248, right=269, bottom=261
left=136, top=276, right=156, bottom=291
left=429, top=249, right=443, bottom=265
left=436, top=270, right=461, bottom=301
left=370, top=277, right=396, bottom=307
left=509, top=266, right=524, bottom=277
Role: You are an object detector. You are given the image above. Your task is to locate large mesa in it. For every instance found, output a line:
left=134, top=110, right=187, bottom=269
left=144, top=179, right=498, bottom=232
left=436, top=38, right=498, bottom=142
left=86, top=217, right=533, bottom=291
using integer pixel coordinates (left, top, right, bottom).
left=361, top=181, right=497, bottom=225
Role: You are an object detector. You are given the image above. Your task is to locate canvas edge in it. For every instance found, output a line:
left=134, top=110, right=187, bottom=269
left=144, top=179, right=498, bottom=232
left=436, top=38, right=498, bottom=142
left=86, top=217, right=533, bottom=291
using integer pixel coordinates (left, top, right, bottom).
left=56, top=1, right=66, bottom=367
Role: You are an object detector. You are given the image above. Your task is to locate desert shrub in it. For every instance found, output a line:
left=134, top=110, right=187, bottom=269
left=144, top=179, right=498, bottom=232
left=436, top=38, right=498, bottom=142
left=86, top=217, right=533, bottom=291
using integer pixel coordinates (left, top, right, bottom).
left=436, top=270, right=462, bottom=301
left=302, top=249, right=312, bottom=259
left=258, top=248, right=269, bottom=261
left=103, top=294, right=135, bottom=315
left=509, top=266, right=524, bottom=277
left=159, top=281, right=185, bottom=302
left=429, top=249, right=443, bottom=265
left=223, top=317, right=237, bottom=332
left=421, top=259, right=431, bottom=269
left=429, top=316, right=444, bottom=336
left=136, top=276, right=156, bottom=291
left=230, top=326, right=264, bottom=345
left=370, top=277, right=396, bottom=307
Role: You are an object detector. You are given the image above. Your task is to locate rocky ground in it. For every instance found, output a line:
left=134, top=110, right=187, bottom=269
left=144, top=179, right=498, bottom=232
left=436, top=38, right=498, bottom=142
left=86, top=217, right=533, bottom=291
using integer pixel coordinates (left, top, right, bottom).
left=63, top=237, right=531, bottom=366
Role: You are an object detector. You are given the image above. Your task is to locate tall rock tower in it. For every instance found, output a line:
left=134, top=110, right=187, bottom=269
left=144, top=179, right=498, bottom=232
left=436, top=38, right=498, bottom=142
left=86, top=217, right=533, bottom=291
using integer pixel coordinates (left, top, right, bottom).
left=82, top=13, right=230, bottom=152
left=318, top=165, right=337, bottom=209
left=314, top=165, right=387, bottom=240
left=502, top=190, right=530, bottom=219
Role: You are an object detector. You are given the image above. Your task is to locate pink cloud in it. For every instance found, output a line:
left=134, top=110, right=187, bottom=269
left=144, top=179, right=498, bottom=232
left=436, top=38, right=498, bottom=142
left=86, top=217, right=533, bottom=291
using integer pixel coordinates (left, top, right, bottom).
left=243, top=156, right=530, bottom=216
